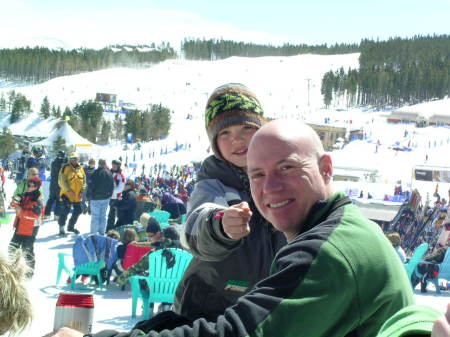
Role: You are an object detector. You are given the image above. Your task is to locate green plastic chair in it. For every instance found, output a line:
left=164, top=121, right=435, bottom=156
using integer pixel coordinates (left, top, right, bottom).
left=130, top=248, right=193, bottom=319
left=404, top=242, right=429, bottom=284
left=56, top=252, right=106, bottom=290
left=71, top=260, right=106, bottom=290
left=149, top=210, right=171, bottom=225
left=56, top=252, right=74, bottom=285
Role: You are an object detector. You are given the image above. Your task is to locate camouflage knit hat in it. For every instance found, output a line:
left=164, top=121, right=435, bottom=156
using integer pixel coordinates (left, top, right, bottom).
left=205, top=83, right=265, bottom=161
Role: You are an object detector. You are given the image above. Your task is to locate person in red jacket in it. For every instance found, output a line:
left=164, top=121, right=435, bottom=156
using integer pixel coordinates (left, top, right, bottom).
left=9, top=176, right=43, bottom=276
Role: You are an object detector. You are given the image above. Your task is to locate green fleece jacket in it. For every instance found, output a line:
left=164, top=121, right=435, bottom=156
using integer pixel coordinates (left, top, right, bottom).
left=377, top=304, right=442, bottom=337
left=91, top=192, right=414, bottom=337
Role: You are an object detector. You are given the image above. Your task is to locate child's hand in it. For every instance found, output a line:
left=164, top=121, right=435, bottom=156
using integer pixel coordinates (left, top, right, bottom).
left=221, top=202, right=252, bottom=240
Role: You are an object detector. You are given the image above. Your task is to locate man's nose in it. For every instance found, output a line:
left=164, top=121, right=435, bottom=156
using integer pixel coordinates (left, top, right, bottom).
left=263, top=173, right=283, bottom=194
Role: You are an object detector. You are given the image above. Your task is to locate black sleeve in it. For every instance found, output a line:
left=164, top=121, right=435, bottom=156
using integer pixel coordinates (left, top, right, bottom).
left=116, top=191, right=137, bottom=210
left=108, top=173, right=114, bottom=197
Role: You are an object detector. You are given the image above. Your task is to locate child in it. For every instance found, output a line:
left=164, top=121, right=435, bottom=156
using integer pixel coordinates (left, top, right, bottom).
left=174, top=83, right=286, bottom=321
left=9, top=176, right=43, bottom=276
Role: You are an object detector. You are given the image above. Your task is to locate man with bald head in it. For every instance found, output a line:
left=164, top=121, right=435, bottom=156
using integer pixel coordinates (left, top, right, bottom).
left=48, top=120, right=414, bottom=337
left=246, top=120, right=414, bottom=336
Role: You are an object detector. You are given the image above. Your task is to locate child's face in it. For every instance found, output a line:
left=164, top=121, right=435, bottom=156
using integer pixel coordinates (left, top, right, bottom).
left=216, top=124, right=258, bottom=168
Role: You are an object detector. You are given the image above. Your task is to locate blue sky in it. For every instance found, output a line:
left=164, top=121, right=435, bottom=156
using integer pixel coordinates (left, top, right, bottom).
left=1, top=0, right=449, bottom=49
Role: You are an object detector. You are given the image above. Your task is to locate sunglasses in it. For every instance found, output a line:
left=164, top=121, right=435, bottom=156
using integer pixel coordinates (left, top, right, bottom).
left=27, top=183, right=37, bottom=188
left=69, top=157, right=78, bottom=160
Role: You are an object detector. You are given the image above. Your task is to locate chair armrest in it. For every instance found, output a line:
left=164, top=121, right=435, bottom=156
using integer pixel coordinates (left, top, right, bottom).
left=418, top=260, right=435, bottom=265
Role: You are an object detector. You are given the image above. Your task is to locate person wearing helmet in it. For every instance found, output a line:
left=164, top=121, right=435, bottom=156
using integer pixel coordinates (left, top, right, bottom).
left=57, top=152, right=86, bottom=235
left=106, top=159, right=125, bottom=231
left=44, top=150, right=67, bottom=220
left=26, top=145, right=46, bottom=181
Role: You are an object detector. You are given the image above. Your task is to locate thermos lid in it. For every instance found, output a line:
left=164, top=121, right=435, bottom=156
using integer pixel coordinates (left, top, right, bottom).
left=56, top=293, right=94, bottom=308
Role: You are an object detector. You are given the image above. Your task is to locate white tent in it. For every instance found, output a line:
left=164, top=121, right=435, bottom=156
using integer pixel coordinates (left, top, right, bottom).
left=33, top=120, right=95, bottom=147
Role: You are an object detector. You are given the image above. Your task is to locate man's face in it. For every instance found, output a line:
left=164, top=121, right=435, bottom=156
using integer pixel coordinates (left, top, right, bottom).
left=248, top=135, right=327, bottom=241
left=69, top=157, right=78, bottom=165
left=216, top=124, right=258, bottom=168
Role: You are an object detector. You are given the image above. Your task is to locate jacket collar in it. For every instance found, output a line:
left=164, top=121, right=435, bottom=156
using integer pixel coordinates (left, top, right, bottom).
left=197, top=155, right=245, bottom=191
left=299, top=191, right=351, bottom=235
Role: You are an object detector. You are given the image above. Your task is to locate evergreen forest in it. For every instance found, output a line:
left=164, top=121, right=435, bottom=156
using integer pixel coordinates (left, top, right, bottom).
left=0, top=43, right=176, bottom=83
left=321, top=35, right=450, bottom=108
left=181, top=38, right=359, bottom=59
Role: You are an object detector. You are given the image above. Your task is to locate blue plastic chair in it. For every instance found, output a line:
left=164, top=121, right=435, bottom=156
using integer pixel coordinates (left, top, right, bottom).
left=414, top=249, right=450, bottom=294
left=149, top=210, right=171, bottom=224
left=130, top=248, right=193, bottom=319
left=404, top=242, right=429, bottom=284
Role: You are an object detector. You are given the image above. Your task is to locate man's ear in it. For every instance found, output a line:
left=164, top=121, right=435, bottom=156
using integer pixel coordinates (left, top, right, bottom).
left=319, top=154, right=333, bottom=183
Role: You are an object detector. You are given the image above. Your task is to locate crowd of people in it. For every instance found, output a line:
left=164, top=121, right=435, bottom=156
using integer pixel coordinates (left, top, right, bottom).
left=3, top=147, right=196, bottom=279
left=1, top=83, right=450, bottom=337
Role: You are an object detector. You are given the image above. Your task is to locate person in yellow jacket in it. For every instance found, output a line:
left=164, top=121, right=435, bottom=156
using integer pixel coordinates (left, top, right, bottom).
left=57, top=152, right=86, bottom=235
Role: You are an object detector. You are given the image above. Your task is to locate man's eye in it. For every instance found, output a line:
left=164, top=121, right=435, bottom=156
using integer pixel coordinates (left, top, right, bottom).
left=251, top=173, right=264, bottom=179
left=218, top=130, right=229, bottom=137
left=281, top=165, right=293, bottom=170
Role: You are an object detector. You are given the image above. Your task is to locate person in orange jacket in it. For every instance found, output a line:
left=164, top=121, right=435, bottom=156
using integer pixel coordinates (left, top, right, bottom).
left=9, top=176, right=43, bottom=276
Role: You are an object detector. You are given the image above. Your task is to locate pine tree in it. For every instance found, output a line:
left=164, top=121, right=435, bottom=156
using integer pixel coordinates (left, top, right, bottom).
left=112, top=113, right=123, bottom=142
left=40, top=96, right=50, bottom=118
left=7, top=90, right=16, bottom=112
left=98, top=120, right=111, bottom=144
left=62, top=106, right=71, bottom=119
left=149, top=103, right=171, bottom=139
left=124, top=110, right=141, bottom=142
left=72, top=100, right=103, bottom=142
left=0, top=127, right=15, bottom=158
left=51, top=105, right=57, bottom=118
left=140, top=110, right=152, bottom=141
left=0, top=94, right=6, bottom=112
left=9, top=93, right=31, bottom=123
